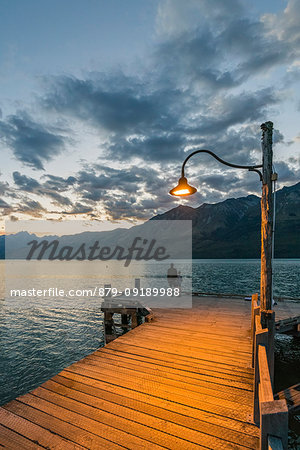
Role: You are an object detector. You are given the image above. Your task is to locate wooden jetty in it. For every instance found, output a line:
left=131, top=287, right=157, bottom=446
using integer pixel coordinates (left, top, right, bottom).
left=0, top=295, right=296, bottom=449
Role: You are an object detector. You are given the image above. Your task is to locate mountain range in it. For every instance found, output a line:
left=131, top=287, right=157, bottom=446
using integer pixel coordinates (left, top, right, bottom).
left=1, top=181, right=299, bottom=259
left=151, top=181, right=300, bottom=258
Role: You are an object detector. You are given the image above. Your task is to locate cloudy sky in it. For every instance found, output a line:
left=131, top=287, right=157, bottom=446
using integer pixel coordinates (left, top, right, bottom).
left=0, top=0, right=300, bottom=232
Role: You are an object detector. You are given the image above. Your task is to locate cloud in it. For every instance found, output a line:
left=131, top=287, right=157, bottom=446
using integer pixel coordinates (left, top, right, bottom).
left=263, top=0, right=300, bottom=50
left=156, top=0, right=244, bottom=38
left=0, top=111, right=66, bottom=170
left=75, top=165, right=167, bottom=201
left=0, top=180, right=11, bottom=196
left=42, top=71, right=281, bottom=169
left=1, top=0, right=299, bottom=223
left=218, top=18, right=290, bottom=78
left=38, top=0, right=291, bottom=176
left=0, top=198, right=11, bottom=209
left=61, top=202, right=93, bottom=215
left=43, top=75, right=164, bottom=134
left=274, top=160, right=300, bottom=183
left=19, top=199, right=46, bottom=217
left=13, top=171, right=40, bottom=192
left=188, top=89, right=280, bottom=135
left=13, top=171, right=73, bottom=207
left=155, top=0, right=294, bottom=96
left=41, top=174, right=77, bottom=191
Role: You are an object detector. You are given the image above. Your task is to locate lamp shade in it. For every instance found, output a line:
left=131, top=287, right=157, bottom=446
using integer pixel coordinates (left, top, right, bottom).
left=169, top=176, right=197, bottom=196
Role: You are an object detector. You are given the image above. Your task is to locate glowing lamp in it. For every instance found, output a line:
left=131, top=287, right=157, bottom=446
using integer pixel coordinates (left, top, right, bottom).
left=169, top=176, right=197, bottom=196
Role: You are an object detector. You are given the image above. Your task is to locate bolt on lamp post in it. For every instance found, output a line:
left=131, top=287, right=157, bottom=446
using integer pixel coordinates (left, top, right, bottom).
left=169, top=122, right=276, bottom=381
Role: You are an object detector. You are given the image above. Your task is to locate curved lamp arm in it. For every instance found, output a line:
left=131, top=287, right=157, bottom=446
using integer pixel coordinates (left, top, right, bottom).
left=181, top=149, right=263, bottom=181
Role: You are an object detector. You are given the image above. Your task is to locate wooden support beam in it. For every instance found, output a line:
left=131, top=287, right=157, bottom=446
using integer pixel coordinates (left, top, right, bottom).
left=252, top=302, right=261, bottom=368
left=261, top=310, right=275, bottom=387
left=253, top=325, right=268, bottom=423
left=251, top=293, right=259, bottom=335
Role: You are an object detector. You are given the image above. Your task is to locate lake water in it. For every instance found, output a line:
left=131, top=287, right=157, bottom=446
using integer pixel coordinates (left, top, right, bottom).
left=1, top=259, right=299, bottom=406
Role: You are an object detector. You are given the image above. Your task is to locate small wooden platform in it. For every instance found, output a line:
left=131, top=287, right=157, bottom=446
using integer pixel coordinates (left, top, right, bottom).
left=274, top=300, right=300, bottom=322
left=0, top=297, right=265, bottom=449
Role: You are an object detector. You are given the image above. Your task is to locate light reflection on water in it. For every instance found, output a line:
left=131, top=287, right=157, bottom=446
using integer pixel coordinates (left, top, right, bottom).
left=0, top=259, right=299, bottom=406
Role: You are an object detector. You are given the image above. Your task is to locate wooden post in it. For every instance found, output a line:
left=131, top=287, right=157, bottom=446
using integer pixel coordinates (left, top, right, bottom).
left=121, top=313, right=128, bottom=331
left=260, top=121, right=273, bottom=313
left=102, top=284, right=114, bottom=343
left=260, top=400, right=288, bottom=450
left=134, top=279, right=141, bottom=325
left=131, top=310, right=138, bottom=328
left=260, top=121, right=275, bottom=387
left=103, top=311, right=115, bottom=343
left=256, top=345, right=289, bottom=449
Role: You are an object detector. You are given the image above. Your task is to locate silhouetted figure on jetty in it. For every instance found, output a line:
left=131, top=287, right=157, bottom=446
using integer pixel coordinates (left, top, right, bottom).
left=167, top=263, right=178, bottom=288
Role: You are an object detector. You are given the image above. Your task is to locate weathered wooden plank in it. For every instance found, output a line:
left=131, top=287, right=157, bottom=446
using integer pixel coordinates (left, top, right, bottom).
left=80, top=355, right=253, bottom=405
left=16, top=391, right=202, bottom=450
left=2, top=400, right=124, bottom=449
left=0, top=407, right=85, bottom=449
left=52, top=374, right=259, bottom=440
left=100, top=346, right=254, bottom=383
left=105, top=340, right=254, bottom=377
left=147, top=321, right=253, bottom=346
left=31, top=386, right=235, bottom=450
left=253, top=330, right=268, bottom=423
left=139, top=318, right=253, bottom=340
left=0, top=423, right=44, bottom=449
left=108, top=335, right=251, bottom=367
left=258, top=345, right=273, bottom=403
left=42, top=378, right=258, bottom=447
left=62, top=364, right=253, bottom=421
left=89, top=350, right=254, bottom=391
left=110, top=332, right=252, bottom=364
left=122, top=327, right=252, bottom=355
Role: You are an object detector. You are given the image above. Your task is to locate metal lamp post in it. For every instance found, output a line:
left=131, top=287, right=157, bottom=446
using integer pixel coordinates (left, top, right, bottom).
left=169, top=121, right=276, bottom=378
